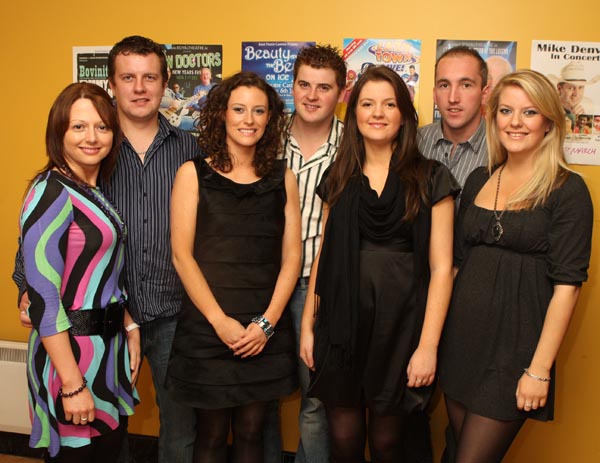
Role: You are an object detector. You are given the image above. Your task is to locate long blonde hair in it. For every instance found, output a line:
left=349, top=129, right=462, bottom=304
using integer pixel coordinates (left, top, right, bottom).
left=486, top=69, right=574, bottom=209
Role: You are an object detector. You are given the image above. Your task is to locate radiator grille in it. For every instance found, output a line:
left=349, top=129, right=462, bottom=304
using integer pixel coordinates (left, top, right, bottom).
left=0, top=344, right=28, bottom=363
left=0, top=340, right=31, bottom=434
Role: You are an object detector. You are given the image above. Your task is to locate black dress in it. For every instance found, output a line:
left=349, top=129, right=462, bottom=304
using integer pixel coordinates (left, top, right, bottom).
left=310, top=161, right=459, bottom=415
left=166, top=158, right=298, bottom=409
left=439, top=167, right=593, bottom=421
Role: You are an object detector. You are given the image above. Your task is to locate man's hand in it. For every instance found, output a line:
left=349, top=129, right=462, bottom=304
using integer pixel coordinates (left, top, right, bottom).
left=18, top=292, right=33, bottom=328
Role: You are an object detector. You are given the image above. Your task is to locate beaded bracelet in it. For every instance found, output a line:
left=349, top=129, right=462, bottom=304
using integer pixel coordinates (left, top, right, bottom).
left=58, top=377, right=88, bottom=398
left=523, top=368, right=551, bottom=382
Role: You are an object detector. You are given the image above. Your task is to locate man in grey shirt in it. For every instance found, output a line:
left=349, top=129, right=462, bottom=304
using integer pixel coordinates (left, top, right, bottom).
left=419, top=46, right=490, bottom=188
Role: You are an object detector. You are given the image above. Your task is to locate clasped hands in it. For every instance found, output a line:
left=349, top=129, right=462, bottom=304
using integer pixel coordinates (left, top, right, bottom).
left=214, top=315, right=269, bottom=358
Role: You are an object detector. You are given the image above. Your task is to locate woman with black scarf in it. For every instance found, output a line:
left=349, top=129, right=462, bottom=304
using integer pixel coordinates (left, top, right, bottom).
left=299, top=65, right=459, bottom=463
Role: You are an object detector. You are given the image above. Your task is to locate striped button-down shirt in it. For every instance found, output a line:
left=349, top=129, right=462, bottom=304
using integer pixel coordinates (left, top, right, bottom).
left=417, top=118, right=488, bottom=188
left=103, top=114, right=199, bottom=323
left=283, top=116, right=343, bottom=278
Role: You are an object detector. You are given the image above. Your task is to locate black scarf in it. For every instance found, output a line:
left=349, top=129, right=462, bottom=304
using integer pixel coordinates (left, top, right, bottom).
left=314, top=172, right=412, bottom=369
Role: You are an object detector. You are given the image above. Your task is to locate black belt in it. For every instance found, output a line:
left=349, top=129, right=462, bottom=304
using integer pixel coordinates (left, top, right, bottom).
left=66, top=301, right=126, bottom=339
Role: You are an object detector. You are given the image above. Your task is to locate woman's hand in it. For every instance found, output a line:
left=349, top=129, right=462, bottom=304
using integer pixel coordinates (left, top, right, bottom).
left=299, top=325, right=315, bottom=371
left=213, top=316, right=246, bottom=349
left=126, top=328, right=141, bottom=385
left=516, top=370, right=550, bottom=412
left=406, top=345, right=437, bottom=388
left=62, top=386, right=95, bottom=425
left=231, top=323, right=268, bottom=358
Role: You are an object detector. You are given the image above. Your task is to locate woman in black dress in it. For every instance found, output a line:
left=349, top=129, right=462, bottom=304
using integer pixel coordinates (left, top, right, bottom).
left=439, top=70, right=593, bottom=462
left=167, top=72, right=301, bottom=463
left=299, top=66, right=458, bottom=462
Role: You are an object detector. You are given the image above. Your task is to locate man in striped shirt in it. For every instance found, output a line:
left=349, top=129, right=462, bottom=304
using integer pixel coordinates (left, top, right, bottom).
left=413, top=46, right=490, bottom=463
left=104, top=36, right=199, bottom=463
left=264, top=45, right=346, bottom=463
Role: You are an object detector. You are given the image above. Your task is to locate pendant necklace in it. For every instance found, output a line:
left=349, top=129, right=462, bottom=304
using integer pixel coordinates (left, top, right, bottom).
left=492, top=164, right=506, bottom=242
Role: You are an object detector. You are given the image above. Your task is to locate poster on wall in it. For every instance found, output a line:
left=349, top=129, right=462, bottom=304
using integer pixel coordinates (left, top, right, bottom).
left=531, top=40, right=600, bottom=165
left=73, top=46, right=112, bottom=96
left=433, top=40, right=518, bottom=120
left=162, top=44, right=223, bottom=133
left=241, top=41, right=314, bottom=113
left=73, top=44, right=222, bottom=134
left=341, top=39, right=421, bottom=120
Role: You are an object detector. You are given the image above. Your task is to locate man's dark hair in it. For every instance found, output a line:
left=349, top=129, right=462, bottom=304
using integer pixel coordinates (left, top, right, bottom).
left=108, top=35, right=168, bottom=83
left=435, top=46, right=488, bottom=88
left=293, top=44, right=347, bottom=91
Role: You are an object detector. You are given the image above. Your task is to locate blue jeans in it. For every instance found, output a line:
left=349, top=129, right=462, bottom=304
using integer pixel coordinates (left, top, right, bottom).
left=291, top=281, right=330, bottom=462
left=291, top=281, right=329, bottom=463
left=141, top=316, right=196, bottom=463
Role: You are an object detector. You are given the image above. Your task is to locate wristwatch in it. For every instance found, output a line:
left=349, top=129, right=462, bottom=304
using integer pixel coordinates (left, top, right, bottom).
left=251, top=315, right=274, bottom=339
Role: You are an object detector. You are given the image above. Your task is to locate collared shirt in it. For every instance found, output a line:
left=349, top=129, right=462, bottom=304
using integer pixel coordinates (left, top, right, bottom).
left=103, top=114, right=199, bottom=323
left=283, top=115, right=343, bottom=277
left=417, top=118, right=488, bottom=188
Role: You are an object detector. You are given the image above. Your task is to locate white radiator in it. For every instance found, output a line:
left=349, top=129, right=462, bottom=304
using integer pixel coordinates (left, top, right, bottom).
left=0, top=340, right=31, bottom=434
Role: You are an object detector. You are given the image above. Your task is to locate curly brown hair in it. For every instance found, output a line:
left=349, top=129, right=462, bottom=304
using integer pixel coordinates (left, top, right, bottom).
left=197, top=72, right=285, bottom=177
left=293, top=44, right=346, bottom=91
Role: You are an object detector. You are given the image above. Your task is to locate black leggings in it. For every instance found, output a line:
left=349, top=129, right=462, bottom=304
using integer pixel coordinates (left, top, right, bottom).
left=45, top=416, right=127, bottom=463
left=445, top=396, right=524, bottom=463
left=193, top=401, right=268, bottom=463
left=326, top=406, right=406, bottom=463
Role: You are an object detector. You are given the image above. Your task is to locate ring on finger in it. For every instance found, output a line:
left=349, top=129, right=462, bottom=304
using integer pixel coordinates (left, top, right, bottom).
left=81, top=417, right=88, bottom=422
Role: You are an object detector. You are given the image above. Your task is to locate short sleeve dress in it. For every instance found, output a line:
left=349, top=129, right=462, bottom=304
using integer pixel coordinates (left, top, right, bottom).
left=166, top=159, right=298, bottom=409
left=20, top=171, right=138, bottom=457
left=309, top=161, right=460, bottom=415
left=439, top=166, right=593, bottom=421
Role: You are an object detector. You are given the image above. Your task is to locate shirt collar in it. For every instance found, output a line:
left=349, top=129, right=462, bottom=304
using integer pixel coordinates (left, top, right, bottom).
left=436, top=118, right=486, bottom=152
left=157, top=112, right=181, bottom=139
left=286, top=113, right=341, bottom=150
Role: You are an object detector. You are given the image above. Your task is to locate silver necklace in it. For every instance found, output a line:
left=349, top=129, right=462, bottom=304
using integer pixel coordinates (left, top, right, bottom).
left=492, top=164, right=506, bottom=242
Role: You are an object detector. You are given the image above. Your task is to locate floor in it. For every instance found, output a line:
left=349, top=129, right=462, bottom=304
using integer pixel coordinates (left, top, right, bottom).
left=0, top=455, right=41, bottom=462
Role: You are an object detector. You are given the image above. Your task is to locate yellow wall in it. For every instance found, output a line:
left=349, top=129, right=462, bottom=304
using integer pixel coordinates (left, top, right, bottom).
left=1, top=1, right=598, bottom=460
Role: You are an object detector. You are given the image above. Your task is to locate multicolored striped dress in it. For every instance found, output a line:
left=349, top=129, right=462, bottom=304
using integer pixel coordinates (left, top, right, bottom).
left=20, top=170, right=138, bottom=457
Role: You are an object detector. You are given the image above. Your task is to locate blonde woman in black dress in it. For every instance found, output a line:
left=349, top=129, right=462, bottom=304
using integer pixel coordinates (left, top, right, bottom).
left=439, top=70, right=593, bottom=462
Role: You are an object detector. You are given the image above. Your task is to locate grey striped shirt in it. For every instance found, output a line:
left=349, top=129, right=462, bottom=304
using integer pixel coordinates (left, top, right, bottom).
left=103, top=114, right=199, bottom=323
left=417, top=119, right=488, bottom=189
left=283, top=116, right=343, bottom=277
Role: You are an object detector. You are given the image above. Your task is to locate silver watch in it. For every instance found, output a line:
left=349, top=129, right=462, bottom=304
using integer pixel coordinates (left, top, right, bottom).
left=251, top=315, right=274, bottom=339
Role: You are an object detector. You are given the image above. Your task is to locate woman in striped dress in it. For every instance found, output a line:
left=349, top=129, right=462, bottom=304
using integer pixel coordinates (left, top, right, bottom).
left=19, top=82, right=139, bottom=462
